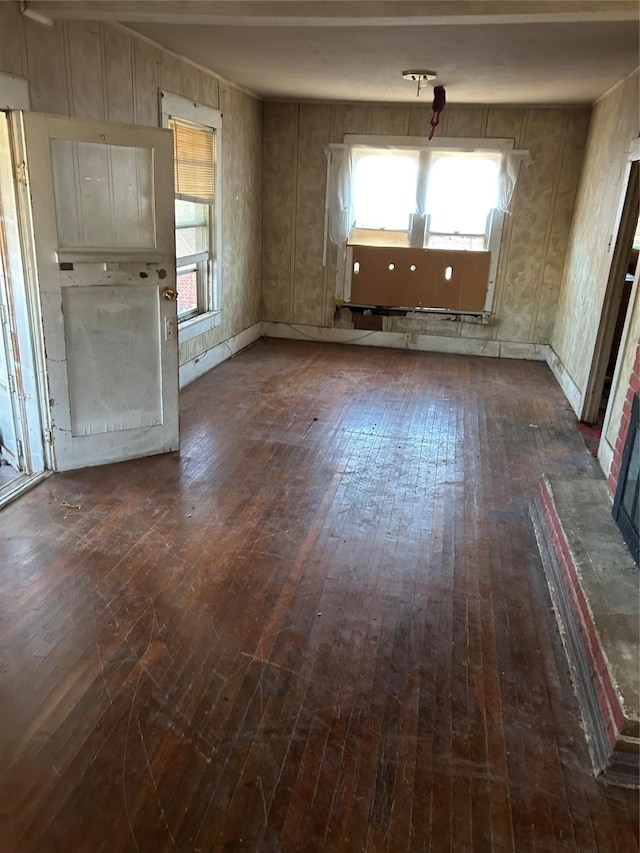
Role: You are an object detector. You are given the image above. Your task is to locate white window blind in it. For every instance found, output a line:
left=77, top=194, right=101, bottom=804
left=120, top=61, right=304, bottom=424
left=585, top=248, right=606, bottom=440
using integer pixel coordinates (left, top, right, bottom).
left=168, top=118, right=216, bottom=203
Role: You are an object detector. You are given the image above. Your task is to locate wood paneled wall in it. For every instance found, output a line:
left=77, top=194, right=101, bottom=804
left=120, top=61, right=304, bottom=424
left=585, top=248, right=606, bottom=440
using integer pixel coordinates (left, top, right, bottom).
left=551, top=70, right=640, bottom=413
left=262, top=101, right=590, bottom=347
left=0, top=3, right=262, bottom=367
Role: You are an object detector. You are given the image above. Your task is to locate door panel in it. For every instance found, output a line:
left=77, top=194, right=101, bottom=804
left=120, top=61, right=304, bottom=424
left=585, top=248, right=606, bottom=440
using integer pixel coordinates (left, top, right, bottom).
left=63, top=285, right=163, bottom=436
left=50, top=139, right=156, bottom=251
left=17, top=112, right=178, bottom=471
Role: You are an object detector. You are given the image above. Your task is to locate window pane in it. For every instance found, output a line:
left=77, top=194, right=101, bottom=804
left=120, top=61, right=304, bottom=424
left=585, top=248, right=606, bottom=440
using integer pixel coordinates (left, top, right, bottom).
left=177, top=267, right=198, bottom=316
left=426, top=155, right=499, bottom=235
left=175, top=199, right=208, bottom=227
left=621, top=427, right=639, bottom=518
left=176, top=225, right=208, bottom=260
left=353, top=153, right=418, bottom=231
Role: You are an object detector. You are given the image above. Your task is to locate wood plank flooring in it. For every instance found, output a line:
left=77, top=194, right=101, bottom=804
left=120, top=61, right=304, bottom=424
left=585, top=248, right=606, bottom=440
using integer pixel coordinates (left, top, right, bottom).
left=0, top=339, right=638, bottom=852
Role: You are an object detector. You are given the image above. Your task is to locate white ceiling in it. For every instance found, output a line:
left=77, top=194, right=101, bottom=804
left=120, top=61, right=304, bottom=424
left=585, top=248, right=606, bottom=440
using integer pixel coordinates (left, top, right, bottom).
left=31, top=1, right=640, bottom=104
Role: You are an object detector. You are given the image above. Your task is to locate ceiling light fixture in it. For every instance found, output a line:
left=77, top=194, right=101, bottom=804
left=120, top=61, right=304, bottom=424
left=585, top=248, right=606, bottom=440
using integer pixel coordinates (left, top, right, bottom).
left=402, top=70, right=437, bottom=98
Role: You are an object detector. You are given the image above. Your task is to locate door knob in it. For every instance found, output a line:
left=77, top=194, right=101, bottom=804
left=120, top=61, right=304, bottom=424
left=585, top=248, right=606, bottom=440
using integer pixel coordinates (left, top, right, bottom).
left=162, top=288, right=177, bottom=301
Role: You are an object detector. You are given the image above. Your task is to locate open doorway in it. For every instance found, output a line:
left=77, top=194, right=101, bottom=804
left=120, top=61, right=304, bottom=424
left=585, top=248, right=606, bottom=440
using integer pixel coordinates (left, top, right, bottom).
left=581, top=160, right=640, bottom=449
left=0, top=252, right=25, bottom=488
left=0, top=110, right=49, bottom=506
left=602, top=211, right=639, bottom=408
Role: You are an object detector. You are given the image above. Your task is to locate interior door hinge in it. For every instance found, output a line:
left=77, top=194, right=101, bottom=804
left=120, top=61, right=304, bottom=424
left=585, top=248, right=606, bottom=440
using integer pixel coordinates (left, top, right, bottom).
left=15, top=161, right=27, bottom=185
left=44, top=427, right=54, bottom=444
left=16, top=439, right=24, bottom=466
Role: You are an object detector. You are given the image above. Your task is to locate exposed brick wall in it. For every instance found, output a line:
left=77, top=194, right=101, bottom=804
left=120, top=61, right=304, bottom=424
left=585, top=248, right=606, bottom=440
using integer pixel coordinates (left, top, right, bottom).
left=177, top=270, right=198, bottom=316
left=608, top=339, right=640, bottom=495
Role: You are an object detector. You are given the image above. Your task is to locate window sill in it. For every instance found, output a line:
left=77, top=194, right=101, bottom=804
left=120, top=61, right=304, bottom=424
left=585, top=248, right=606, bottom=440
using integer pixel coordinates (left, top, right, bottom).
left=178, top=310, right=222, bottom=343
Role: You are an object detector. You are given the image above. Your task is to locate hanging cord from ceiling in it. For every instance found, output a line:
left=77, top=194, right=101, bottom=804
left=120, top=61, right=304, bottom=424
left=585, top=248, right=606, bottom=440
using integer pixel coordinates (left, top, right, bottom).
left=429, top=86, right=447, bottom=140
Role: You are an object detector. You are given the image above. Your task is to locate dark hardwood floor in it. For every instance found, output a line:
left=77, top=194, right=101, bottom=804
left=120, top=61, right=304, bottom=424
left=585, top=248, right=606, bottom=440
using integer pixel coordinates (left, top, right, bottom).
left=1, top=339, right=637, bottom=852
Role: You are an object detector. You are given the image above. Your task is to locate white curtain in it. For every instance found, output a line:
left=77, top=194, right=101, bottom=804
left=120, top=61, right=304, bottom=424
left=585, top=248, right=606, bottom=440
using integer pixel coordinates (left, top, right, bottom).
left=324, top=141, right=531, bottom=249
left=497, top=150, right=532, bottom=211
left=325, top=145, right=354, bottom=246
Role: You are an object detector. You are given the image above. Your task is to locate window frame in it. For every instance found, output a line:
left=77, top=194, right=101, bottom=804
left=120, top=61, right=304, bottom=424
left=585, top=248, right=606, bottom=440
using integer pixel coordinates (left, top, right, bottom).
left=341, top=135, right=514, bottom=314
left=175, top=198, right=211, bottom=322
left=161, top=90, right=222, bottom=342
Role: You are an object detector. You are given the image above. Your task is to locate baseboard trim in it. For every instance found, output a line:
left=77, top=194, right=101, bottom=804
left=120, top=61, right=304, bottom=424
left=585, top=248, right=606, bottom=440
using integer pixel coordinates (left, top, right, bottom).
left=179, top=322, right=264, bottom=388
left=598, top=438, right=614, bottom=487
left=546, top=346, right=583, bottom=416
left=263, top=322, right=549, bottom=361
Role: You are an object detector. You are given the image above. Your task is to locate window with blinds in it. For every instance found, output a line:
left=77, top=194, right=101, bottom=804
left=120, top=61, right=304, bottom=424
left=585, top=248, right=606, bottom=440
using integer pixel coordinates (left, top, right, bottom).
left=161, top=91, right=222, bottom=329
left=168, top=118, right=216, bottom=203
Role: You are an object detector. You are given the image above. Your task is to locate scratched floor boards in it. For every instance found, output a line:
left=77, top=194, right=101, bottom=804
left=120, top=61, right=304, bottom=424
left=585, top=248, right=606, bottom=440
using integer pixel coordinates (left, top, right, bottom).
left=0, top=339, right=637, bottom=852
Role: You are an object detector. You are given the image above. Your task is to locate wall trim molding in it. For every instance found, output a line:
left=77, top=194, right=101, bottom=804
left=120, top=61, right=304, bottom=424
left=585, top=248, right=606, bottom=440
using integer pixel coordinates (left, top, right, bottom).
left=263, top=322, right=549, bottom=361
left=593, top=65, right=640, bottom=107
left=180, top=321, right=563, bottom=392
left=179, top=322, right=263, bottom=388
left=115, top=22, right=262, bottom=102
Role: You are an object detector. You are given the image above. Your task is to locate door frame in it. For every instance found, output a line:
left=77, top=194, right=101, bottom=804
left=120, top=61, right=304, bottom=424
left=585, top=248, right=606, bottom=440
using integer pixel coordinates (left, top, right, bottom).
left=582, top=142, right=640, bottom=424
left=0, top=110, right=51, bottom=505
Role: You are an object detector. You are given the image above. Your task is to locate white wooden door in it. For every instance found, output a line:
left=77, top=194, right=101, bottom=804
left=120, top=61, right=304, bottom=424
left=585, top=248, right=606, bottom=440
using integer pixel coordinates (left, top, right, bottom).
left=16, top=112, right=179, bottom=471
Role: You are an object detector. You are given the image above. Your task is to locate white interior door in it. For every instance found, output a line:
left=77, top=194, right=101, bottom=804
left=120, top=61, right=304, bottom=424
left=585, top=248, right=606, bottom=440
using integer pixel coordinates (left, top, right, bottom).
left=15, top=112, right=179, bottom=471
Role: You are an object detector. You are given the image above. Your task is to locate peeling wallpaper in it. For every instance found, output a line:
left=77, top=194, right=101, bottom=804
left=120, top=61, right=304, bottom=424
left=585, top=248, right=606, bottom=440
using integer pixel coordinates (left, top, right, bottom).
left=262, top=101, right=590, bottom=347
left=551, top=70, right=640, bottom=404
left=0, top=5, right=262, bottom=367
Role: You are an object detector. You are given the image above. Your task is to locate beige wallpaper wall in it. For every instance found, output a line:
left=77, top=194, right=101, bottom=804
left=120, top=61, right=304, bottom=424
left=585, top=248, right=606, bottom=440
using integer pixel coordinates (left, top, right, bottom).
left=262, top=101, right=590, bottom=347
left=551, top=70, right=640, bottom=410
left=0, top=4, right=262, bottom=367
